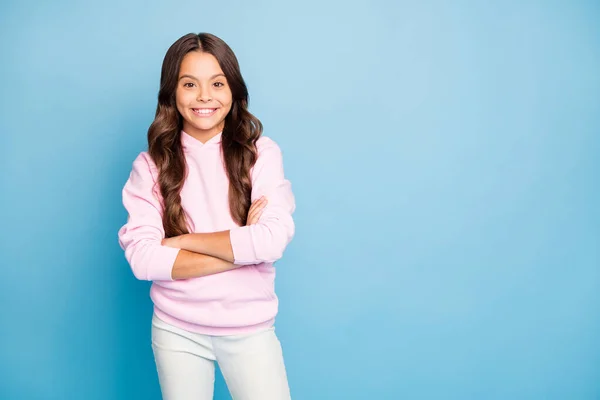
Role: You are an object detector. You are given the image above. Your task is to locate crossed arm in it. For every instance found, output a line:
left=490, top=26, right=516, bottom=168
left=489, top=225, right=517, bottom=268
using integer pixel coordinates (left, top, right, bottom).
left=118, top=141, right=295, bottom=281
left=161, top=198, right=267, bottom=280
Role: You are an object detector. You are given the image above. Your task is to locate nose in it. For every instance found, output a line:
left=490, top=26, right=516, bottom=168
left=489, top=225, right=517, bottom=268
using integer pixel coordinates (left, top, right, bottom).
left=196, top=86, right=212, bottom=102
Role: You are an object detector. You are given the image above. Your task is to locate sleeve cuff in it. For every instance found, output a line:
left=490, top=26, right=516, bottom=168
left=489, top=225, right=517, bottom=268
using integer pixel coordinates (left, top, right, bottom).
left=150, top=246, right=181, bottom=281
left=229, top=226, right=257, bottom=265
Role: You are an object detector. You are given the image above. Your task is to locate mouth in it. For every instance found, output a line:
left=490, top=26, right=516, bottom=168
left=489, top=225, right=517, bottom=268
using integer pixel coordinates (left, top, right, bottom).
left=191, top=108, right=218, bottom=117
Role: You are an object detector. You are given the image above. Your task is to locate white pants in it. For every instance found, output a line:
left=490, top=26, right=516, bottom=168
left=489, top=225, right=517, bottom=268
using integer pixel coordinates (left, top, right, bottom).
left=151, top=313, right=292, bottom=400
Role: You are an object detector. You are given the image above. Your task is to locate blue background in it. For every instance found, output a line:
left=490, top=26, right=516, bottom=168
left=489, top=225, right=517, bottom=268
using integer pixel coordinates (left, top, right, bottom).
left=1, top=0, right=598, bottom=399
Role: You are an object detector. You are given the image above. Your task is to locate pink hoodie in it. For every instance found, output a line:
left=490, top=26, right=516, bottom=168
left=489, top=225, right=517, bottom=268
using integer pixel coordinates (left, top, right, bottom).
left=118, top=130, right=295, bottom=335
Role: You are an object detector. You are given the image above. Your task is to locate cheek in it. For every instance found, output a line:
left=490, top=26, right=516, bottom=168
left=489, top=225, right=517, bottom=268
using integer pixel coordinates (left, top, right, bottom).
left=176, top=90, right=193, bottom=109
left=218, top=88, right=233, bottom=105
left=175, top=92, right=184, bottom=113
left=220, top=92, right=233, bottom=111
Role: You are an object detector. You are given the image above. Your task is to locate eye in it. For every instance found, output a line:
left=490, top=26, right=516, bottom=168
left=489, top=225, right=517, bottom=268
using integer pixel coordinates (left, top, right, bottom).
left=183, top=82, right=195, bottom=88
left=213, top=82, right=225, bottom=88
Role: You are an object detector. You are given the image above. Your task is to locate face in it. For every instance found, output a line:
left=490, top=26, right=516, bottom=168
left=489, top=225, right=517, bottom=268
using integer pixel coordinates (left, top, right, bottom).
left=176, top=51, right=233, bottom=142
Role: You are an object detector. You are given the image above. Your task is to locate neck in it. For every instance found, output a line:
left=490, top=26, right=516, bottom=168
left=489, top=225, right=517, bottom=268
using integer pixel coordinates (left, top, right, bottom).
left=183, top=124, right=223, bottom=144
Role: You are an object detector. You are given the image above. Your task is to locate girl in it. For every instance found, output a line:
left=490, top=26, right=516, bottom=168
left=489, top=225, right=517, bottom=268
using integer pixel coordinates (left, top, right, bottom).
left=118, top=32, right=295, bottom=400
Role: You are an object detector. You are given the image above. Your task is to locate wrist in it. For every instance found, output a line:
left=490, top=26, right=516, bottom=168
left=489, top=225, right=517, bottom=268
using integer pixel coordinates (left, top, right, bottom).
left=182, top=233, right=204, bottom=253
left=178, top=233, right=191, bottom=250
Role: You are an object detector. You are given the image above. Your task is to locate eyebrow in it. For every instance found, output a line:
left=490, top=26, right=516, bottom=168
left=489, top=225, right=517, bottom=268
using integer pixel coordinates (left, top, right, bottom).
left=178, top=73, right=225, bottom=81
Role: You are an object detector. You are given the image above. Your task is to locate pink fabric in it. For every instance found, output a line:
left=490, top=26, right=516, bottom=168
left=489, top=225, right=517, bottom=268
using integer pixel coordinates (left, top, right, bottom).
left=118, top=130, right=295, bottom=335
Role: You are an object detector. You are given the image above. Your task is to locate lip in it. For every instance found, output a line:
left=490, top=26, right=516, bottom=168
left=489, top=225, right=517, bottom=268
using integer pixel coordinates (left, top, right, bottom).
left=191, top=108, right=218, bottom=117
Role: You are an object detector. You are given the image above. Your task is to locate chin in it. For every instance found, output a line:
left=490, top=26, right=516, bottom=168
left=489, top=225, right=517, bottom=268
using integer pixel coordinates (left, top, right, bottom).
left=192, top=121, right=223, bottom=133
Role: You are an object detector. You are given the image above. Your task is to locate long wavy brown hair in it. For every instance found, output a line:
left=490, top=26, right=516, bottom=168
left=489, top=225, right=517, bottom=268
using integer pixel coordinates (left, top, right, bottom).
left=147, top=33, right=262, bottom=237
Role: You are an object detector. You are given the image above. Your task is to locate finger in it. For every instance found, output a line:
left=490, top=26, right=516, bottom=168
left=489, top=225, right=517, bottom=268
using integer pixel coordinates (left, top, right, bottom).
left=249, top=200, right=262, bottom=214
left=247, top=203, right=261, bottom=222
left=249, top=197, right=267, bottom=215
left=250, top=199, right=267, bottom=218
left=249, top=197, right=263, bottom=211
left=247, top=208, right=258, bottom=223
left=247, top=211, right=258, bottom=225
left=248, top=208, right=265, bottom=225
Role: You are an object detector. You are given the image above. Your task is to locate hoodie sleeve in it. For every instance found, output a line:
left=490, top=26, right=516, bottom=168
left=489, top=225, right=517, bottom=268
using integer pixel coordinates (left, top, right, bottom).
left=229, top=138, right=296, bottom=265
left=117, top=152, right=180, bottom=281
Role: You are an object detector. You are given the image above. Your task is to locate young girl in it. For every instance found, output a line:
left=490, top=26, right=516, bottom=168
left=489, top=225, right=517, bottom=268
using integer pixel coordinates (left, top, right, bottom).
left=118, top=32, right=295, bottom=400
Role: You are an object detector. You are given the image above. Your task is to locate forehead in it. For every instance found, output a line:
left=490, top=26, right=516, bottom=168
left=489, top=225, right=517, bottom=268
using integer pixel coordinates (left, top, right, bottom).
left=179, top=51, right=223, bottom=78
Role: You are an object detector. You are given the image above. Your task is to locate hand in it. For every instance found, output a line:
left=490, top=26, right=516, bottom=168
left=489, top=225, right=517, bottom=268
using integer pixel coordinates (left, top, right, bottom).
left=161, top=236, right=182, bottom=248
left=246, top=196, right=268, bottom=226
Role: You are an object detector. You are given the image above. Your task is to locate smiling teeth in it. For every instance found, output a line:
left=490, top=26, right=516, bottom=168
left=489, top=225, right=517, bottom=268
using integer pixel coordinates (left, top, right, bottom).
left=194, top=109, right=215, bottom=114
